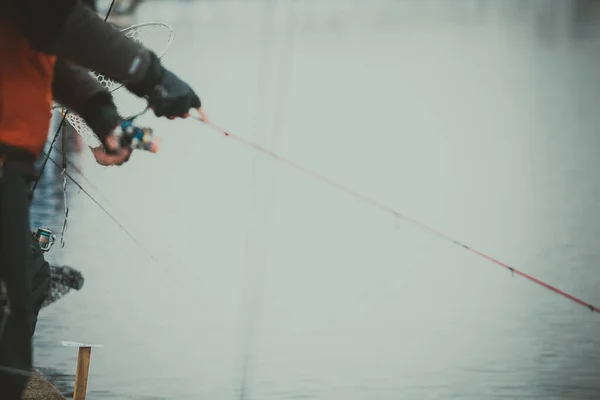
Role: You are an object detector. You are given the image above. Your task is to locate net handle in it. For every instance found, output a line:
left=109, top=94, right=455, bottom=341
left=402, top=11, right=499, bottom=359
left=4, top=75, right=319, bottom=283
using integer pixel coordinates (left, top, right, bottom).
left=120, top=21, right=175, bottom=60
left=108, top=21, right=175, bottom=93
left=51, top=21, right=174, bottom=111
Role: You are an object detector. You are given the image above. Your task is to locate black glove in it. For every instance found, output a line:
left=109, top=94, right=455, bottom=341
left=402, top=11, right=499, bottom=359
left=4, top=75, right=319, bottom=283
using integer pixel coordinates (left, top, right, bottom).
left=128, top=52, right=201, bottom=118
left=149, top=69, right=201, bottom=118
left=79, top=91, right=122, bottom=150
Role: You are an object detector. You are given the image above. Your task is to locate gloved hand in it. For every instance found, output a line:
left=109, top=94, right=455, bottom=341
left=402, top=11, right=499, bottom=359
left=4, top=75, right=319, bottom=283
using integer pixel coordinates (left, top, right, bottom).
left=149, top=69, right=201, bottom=118
left=79, top=92, right=133, bottom=165
left=79, top=91, right=122, bottom=150
left=128, top=52, right=201, bottom=119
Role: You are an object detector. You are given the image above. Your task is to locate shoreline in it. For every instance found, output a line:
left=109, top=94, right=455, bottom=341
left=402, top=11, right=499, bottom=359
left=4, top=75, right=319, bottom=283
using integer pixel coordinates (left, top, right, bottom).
left=24, top=371, right=66, bottom=400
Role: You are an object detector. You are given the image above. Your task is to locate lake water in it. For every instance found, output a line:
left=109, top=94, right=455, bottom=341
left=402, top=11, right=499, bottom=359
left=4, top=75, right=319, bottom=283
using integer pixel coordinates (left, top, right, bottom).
left=31, top=0, right=600, bottom=399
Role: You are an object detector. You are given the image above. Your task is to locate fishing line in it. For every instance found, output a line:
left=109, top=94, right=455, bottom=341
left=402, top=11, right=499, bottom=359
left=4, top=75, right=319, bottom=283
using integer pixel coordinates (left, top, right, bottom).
left=60, top=109, right=69, bottom=248
left=52, top=144, right=118, bottom=212
left=44, top=106, right=153, bottom=231
left=192, top=112, right=600, bottom=315
left=234, top=1, right=293, bottom=398
left=40, top=151, right=162, bottom=268
left=41, top=144, right=222, bottom=338
left=31, top=0, right=117, bottom=193
left=32, top=112, right=67, bottom=193
left=235, top=2, right=298, bottom=399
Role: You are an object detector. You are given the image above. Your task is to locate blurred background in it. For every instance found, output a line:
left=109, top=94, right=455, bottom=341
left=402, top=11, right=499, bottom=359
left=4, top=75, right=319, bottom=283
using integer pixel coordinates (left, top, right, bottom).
left=33, top=0, right=600, bottom=399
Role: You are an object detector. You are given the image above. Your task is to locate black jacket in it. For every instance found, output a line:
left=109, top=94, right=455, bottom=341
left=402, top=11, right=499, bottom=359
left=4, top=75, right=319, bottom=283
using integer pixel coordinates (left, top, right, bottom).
left=0, top=0, right=162, bottom=99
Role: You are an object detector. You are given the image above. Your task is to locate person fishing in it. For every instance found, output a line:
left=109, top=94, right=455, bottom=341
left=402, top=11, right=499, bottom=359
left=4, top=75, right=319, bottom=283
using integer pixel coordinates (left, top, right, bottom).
left=0, top=0, right=202, bottom=396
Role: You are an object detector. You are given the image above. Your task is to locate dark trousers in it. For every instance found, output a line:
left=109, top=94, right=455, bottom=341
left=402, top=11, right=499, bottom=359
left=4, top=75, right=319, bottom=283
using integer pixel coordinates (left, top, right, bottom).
left=0, top=160, right=35, bottom=398
left=30, top=236, right=51, bottom=334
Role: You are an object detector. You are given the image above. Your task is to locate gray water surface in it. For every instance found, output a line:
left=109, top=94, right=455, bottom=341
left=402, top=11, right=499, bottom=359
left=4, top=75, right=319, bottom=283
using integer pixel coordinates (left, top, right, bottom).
left=32, top=1, right=600, bottom=399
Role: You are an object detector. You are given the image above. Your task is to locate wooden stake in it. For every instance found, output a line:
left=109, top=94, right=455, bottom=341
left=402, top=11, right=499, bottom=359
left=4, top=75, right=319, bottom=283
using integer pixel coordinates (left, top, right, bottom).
left=73, top=346, right=92, bottom=400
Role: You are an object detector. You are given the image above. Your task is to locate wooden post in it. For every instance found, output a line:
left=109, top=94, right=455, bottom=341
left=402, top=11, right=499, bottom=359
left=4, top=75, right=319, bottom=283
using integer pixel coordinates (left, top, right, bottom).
left=73, top=346, right=92, bottom=400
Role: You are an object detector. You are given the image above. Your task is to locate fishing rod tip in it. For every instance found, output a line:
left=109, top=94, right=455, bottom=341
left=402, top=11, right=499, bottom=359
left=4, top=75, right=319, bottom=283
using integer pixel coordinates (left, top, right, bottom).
left=196, top=107, right=210, bottom=124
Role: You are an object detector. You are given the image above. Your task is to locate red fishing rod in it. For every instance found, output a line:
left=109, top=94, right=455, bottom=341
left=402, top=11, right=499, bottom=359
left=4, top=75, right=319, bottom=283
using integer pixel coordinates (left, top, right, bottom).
left=191, top=108, right=599, bottom=315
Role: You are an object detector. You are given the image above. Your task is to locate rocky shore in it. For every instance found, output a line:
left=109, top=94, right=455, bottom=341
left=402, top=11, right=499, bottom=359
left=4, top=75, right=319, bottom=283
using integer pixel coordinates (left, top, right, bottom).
left=23, top=372, right=65, bottom=400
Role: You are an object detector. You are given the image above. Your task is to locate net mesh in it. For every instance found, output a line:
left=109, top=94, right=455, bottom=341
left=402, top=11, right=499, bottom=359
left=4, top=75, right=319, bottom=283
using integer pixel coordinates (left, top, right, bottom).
left=53, top=22, right=174, bottom=148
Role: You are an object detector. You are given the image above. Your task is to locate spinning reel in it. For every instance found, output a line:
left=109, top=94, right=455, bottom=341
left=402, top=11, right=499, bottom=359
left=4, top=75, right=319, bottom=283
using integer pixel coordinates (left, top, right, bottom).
left=33, top=227, right=56, bottom=252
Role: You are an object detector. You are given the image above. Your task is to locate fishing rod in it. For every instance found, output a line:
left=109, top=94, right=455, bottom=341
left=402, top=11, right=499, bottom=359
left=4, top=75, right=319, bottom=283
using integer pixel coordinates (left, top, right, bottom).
left=0, top=119, right=161, bottom=378
left=43, top=117, right=160, bottom=253
left=32, top=0, right=118, bottom=193
left=191, top=108, right=600, bottom=315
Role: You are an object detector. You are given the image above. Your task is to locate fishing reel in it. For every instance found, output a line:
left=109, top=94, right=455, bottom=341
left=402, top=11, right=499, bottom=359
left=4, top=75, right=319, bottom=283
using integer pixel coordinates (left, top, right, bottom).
left=33, top=227, right=56, bottom=252
left=112, top=119, right=159, bottom=153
